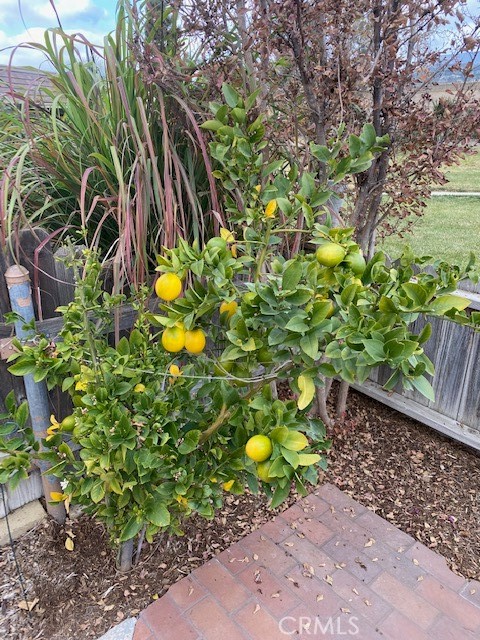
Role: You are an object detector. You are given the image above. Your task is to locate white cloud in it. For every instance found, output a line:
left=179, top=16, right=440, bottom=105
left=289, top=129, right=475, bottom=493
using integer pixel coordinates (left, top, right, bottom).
left=0, top=26, right=105, bottom=67
left=35, top=0, right=94, bottom=20
left=0, top=0, right=20, bottom=24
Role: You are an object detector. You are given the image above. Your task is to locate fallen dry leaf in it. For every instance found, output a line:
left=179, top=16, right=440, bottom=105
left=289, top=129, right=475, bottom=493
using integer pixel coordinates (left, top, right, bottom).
left=316, top=594, right=324, bottom=601
left=324, top=575, right=333, bottom=585
left=364, top=538, right=375, bottom=547
left=18, top=598, right=39, bottom=611
left=253, top=604, right=260, bottom=614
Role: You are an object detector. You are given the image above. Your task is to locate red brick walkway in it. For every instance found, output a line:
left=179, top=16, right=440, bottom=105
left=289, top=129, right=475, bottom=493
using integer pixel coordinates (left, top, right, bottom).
left=133, top=483, right=480, bottom=639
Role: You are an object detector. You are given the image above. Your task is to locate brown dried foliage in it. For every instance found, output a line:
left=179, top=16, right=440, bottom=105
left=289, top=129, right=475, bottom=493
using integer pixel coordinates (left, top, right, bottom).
left=175, top=0, right=480, bottom=252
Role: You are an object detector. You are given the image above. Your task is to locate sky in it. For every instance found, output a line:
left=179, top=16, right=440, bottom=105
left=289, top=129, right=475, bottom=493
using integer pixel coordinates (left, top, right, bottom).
left=0, top=0, right=479, bottom=69
left=0, top=0, right=117, bottom=67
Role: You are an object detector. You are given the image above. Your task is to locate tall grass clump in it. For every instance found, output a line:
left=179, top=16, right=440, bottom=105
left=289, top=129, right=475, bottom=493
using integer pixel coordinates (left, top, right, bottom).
left=0, top=1, right=221, bottom=288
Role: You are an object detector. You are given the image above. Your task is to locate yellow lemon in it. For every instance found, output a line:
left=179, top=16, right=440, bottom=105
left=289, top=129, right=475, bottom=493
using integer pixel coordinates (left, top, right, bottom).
left=245, top=435, right=273, bottom=462
left=155, top=273, right=182, bottom=301
left=134, top=383, right=146, bottom=393
left=185, top=328, right=206, bottom=354
left=161, top=326, right=186, bottom=353
left=315, top=243, right=346, bottom=267
left=219, top=300, right=238, bottom=319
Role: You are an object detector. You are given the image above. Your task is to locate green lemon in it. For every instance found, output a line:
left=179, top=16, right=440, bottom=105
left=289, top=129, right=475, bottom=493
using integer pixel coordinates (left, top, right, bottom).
left=344, top=252, right=367, bottom=275
left=257, top=347, right=273, bottom=365
left=257, top=461, right=274, bottom=483
left=316, top=243, right=346, bottom=267
left=213, top=360, right=234, bottom=377
left=60, top=415, right=76, bottom=432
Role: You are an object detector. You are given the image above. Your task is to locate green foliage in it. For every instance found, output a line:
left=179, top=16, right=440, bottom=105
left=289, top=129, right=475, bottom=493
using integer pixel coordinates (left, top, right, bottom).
left=202, top=84, right=389, bottom=255
left=0, top=392, right=37, bottom=490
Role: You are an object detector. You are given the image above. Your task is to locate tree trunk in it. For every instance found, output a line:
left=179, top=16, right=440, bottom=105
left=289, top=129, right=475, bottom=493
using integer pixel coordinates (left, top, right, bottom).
left=335, top=380, right=349, bottom=419
left=117, top=539, right=134, bottom=572
left=314, top=384, right=332, bottom=428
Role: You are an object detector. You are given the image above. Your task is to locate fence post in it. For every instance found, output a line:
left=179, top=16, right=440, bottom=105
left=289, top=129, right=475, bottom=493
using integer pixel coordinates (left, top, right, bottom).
left=5, top=265, right=66, bottom=524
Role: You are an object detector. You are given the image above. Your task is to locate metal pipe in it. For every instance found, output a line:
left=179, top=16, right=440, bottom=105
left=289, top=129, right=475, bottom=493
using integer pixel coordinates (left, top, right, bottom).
left=5, top=265, right=66, bottom=524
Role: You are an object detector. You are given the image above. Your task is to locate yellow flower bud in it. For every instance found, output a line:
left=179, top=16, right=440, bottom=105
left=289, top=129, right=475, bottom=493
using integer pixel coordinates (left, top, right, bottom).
left=265, top=199, right=277, bottom=218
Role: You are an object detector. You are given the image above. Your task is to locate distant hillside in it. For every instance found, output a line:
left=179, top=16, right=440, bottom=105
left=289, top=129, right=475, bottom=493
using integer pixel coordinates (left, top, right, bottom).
left=433, top=51, right=480, bottom=83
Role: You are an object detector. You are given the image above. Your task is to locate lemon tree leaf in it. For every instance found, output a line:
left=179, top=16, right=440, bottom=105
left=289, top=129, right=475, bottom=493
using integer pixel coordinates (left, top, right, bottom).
left=418, top=322, right=432, bottom=344
left=430, top=295, right=470, bottom=314
left=300, top=334, right=319, bottom=360
left=410, top=375, right=435, bottom=402
left=283, top=431, right=309, bottom=451
left=270, top=426, right=289, bottom=444
left=282, top=262, right=303, bottom=291
left=90, top=481, right=105, bottom=504
left=270, top=482, right=291, bottom=509
left=281, top=447, right=299, bottom=469
left=200, top=119, right=224, bottom=131
left=298, top=453, right=321, bottom=466
left=120, top=516, right=143, bottom=542
left=145, top=502, right=170, bottom=528
left=297, top=374, right=315, bottom=410
left=222, top=83, right=240, bottom=107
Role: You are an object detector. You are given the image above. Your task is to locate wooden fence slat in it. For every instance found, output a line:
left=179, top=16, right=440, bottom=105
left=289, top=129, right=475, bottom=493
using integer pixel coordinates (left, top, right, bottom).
left=13, top=229, right=61, bottom=321
left=456, top=329, right=480, bottom=428
left=0, top=249, right=11, bottom=322
left=0, top=470, right=43, bottom=518
left=427, top=320, right=474, bottom=419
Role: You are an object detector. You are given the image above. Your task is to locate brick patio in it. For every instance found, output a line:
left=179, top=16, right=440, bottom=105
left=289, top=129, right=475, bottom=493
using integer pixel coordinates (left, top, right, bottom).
left=133, top=483, right=480, bottom=639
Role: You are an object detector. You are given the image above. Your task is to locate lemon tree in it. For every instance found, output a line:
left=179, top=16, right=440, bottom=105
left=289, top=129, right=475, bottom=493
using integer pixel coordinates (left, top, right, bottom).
left=2, top=86, right=479, bottom=571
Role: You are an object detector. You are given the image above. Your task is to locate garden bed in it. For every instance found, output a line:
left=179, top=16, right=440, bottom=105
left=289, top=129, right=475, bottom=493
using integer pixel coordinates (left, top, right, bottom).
left=1, top=388, right=478, bottom=640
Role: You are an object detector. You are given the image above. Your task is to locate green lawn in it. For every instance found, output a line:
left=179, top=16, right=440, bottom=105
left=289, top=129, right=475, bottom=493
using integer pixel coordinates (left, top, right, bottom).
left=379, top=196, right=480, bottom=264
left=434, top=149, right=480, bottom=192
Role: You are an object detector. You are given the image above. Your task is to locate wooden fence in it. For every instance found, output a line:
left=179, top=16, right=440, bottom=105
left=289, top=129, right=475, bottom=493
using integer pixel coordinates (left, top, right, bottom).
left=354, top=280, right=480, bottom=451
left=0, top=229, right=76, bottom=517
left=1, top=231, right=479, bottom=517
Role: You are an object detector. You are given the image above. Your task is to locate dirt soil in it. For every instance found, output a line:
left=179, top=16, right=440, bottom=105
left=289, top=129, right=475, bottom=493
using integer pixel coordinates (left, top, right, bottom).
left=1, top=388, right=479, bottom=640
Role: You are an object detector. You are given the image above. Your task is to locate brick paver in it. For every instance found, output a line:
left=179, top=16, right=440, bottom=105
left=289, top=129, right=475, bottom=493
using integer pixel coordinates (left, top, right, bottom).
left=133, top=483, right=480, bottom=640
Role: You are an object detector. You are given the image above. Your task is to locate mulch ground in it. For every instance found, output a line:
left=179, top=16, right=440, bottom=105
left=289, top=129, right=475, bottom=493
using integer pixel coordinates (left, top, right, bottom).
left=1, top=387, right=479, bottom=640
